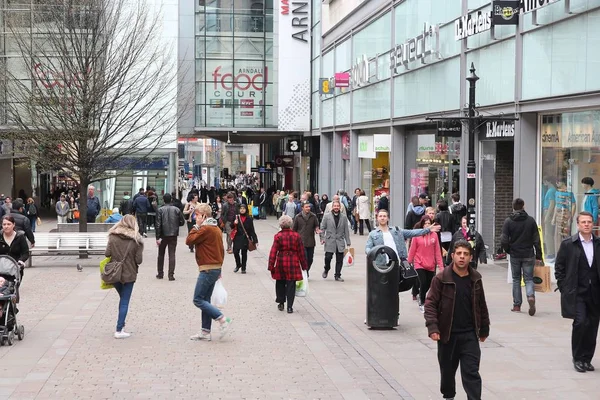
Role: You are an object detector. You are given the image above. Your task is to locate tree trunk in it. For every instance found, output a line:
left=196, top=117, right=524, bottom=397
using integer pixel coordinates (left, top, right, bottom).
left=78, top=179, right=90, bottom=259
left=78, top=179, right=90, bottom=233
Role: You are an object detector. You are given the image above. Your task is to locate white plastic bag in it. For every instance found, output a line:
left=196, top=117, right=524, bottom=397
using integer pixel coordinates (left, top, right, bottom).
left=343, top=251, right=354, bottom=268
left=295, top=270, right=309, bottom=297
left=211, top=278, right=228, bottom=308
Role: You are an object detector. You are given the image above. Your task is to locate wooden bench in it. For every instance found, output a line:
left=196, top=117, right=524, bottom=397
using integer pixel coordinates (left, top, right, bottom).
left=28, top=233, right=108, bottom=267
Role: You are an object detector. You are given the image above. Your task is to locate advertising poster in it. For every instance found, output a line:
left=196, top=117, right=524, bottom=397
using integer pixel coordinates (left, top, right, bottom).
left=205, top=60, right=273, bottom=126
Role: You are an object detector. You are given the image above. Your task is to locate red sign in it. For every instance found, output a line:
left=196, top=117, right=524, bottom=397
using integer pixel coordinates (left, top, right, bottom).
left=335, top=72, right=350, bottom=88
left=211, top=66, right=268, bottom=91
left=33, top=63, right=87, bottom=89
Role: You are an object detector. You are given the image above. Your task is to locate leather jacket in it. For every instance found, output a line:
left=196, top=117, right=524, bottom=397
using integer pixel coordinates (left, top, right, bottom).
left=156, top=204, right=184, bottom=238
left=424, top=265, right=490, bottom=344
left=9, top=210, right=35, bottom=245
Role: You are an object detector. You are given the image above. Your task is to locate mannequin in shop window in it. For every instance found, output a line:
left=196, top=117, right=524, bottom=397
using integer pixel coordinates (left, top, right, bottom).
left=542, top=176, right=556, bottom=260
left=581, top=177, right=600, bottom=226
left=552, top=180, right=576, bottom=252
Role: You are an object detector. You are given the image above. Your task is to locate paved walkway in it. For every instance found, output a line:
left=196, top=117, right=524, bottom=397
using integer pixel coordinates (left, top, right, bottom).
left=0, top=216, right=598, bottom=399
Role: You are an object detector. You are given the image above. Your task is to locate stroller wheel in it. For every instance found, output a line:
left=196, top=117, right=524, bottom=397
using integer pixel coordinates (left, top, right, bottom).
left=17, top=325, right=24, bottom=341
left=6, top=332, right=13, bottom=346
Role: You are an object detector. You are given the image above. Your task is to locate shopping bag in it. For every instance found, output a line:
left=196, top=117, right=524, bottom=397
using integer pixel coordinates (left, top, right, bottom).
left=211, top=278, right=228, bottom=308
left=36, top=217, right=42, bottom=226
left=343, top=251, right=354, bottom=268
left=534, top=265, right=552, bottom=293
left=99, top=257, right=114, bottom=290
left=343, top=246, right=355, bottom=258
left=295, top=270, right=309, bottom=297
left=252, top=206, right=259, bottom=217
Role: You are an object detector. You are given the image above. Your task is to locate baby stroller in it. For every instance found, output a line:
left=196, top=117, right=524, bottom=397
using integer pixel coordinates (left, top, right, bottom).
left=0, top=256, right=24, bottom=345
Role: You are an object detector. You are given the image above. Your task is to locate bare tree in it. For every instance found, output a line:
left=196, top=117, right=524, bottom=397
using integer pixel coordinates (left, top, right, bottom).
left=0, top=0, right=180, bottom=231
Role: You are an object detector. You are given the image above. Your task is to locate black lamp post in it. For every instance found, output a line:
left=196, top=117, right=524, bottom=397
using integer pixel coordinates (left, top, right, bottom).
left=466, top=62, right=479, bottom=232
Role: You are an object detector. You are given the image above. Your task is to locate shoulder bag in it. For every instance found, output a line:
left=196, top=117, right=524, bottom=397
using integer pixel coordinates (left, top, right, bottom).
left=399, top=259, right=418, bottom=280
left=239, top=216, right=257, bottom=252
left=101, top=240, right=134, bottom=284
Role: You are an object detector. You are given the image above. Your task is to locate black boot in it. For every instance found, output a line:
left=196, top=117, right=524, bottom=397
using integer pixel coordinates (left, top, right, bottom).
left=234, top=266, right=240, bottom=273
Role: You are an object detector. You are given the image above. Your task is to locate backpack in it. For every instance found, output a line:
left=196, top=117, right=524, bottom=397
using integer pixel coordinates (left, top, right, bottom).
left=279, top=198, right=286, bottom=212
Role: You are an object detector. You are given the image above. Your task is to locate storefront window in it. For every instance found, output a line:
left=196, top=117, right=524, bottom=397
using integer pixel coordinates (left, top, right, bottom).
left=195, top=1, right=274, bottom=128
left=540, top=110, right=600, bottom=264
left=412, top=133, right=461, bottom=205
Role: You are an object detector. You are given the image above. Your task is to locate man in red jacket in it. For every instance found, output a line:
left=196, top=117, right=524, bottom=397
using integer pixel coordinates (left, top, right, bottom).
left=424, top=240, right=490, bottom=400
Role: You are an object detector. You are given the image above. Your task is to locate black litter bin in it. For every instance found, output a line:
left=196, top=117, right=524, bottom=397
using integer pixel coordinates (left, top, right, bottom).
left=366, top=245, right=399, bottom=328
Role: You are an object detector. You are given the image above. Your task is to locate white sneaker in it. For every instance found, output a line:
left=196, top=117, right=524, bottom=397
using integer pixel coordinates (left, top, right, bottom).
left=419, top=305, right=425, bottom=314
left=190, top=331, right=211, bottom=341
left=114, top=330, right=131, bottom=339
left=219, top=317, right=233, bottom=339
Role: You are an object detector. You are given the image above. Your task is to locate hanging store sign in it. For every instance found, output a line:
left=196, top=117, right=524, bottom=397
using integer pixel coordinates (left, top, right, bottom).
left=319, top=78, right=332, bottom=94
left=520, top=0, right=559, bottom=14
left=493, top=1, right=520, bottom=25
left=389, top=23, right=440, bottom=74
left=437, top=120, right=463, bottom=137
left=374, top=134, right=391, bottom=152
left=334, top=72, right=350, bottom=88
left=358, top=135, right=376, bottom=159
left=483, top=120, right=516, bottom=139
left=454, top=10, right=492, bottom=41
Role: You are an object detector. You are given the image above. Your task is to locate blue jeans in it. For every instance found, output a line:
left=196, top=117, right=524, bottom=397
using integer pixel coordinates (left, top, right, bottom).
left=193, top=269, right=223, bottom=332
left=510, top=257, right=535, bottom=306
left=113, top=282, right=134, bottom=331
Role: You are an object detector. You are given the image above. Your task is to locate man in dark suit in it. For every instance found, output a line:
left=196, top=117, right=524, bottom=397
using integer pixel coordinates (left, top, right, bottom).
left=555, top=211, right=600, bottom=373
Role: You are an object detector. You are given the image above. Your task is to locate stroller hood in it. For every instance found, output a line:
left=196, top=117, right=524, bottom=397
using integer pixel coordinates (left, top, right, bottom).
left=0, top=256, right=19, bottom=279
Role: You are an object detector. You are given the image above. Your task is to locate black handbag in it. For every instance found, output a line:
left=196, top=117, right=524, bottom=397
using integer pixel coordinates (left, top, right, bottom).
left=399, top=259, right=418, bottom=280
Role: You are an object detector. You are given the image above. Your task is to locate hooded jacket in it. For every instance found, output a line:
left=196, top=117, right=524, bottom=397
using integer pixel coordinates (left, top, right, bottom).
left=500, top=210, right=542, bottom=259
left=450, top=202, right=467, bottom=231
left=105, top=225, right=144, bottom=283
left=405, top=206, right=425, bottom=229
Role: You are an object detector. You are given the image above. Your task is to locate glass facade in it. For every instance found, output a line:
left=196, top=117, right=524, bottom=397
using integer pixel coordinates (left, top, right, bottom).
left=195, top=0, right=274, bottom=128
left=540, top=110, right=600, bottom=263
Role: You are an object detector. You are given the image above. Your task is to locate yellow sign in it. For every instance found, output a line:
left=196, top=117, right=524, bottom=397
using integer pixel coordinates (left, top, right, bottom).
left=319, top=78, right=332, bottom=95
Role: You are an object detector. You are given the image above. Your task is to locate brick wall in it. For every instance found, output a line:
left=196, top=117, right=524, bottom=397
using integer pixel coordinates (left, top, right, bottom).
left=494, top=141, right=514, bottom=252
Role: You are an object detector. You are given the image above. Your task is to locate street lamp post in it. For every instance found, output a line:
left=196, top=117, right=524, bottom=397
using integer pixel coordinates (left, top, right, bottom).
left=466, top=62, right=479, bottom=233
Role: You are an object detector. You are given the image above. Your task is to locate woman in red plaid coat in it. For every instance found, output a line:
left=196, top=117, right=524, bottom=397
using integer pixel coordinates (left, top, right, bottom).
left=268, top=215, right=308, bottom=313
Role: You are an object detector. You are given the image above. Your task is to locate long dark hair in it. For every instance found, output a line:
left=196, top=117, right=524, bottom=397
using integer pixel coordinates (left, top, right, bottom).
left=414, top=215, right=433, bottom=229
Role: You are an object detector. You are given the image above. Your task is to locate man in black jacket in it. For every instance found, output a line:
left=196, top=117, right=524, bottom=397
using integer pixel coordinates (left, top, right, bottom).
left=501, top=198, right=543, bottom=315
left=555, top=211, right=600, bottom=373
left=155, top=194, right=185, bottom=281
left=10, top=200, right=35, bottom=247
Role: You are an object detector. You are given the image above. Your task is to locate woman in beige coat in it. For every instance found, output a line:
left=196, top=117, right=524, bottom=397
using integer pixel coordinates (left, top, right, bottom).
left=356, top=190, right=372, bottom=235
left=105, top=215, right=144, bottom=339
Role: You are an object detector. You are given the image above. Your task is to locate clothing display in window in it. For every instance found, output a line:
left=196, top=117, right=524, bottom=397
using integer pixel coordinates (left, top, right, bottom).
left=553, top=189, right=576, bottom=247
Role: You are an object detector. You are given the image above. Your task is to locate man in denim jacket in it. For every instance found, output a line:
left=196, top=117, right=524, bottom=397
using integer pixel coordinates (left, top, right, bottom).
left=365, top=209, right=440, bottom=263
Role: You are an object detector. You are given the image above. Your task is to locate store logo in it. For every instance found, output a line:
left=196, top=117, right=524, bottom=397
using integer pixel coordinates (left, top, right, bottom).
left=542, top=131, right=560, bottom=143
left=493, top=1, right=520, bottom=25
left=211, top=66, right=268, bottom=97
left=280, top=1, right=309, bottom=42
left=33, top=63, right=87, bottom=89
left=520, top=0, right=558, bottom=14
left=455, top=10, right=492, bottom=41
left=485, top=121, right=515, bottom=138
left=390, top=23, right=440, bottom=74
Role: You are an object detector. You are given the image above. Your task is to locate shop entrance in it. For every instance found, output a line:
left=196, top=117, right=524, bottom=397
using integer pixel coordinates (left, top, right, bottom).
left=479, top=140, right=514, bottom=255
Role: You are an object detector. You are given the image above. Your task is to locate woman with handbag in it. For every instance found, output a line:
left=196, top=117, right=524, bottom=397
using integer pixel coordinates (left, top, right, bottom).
left=232, top=204, right=258, bottom=274
left=183, top=194, right=199, bottom=252
left=407, top=215, right=444, bottom=313
left=104, top=215, right=144, bottom=339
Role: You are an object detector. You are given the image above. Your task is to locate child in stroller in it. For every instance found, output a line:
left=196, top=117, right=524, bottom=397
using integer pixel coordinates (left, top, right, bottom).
left=0, top=256, right=24, bottom=345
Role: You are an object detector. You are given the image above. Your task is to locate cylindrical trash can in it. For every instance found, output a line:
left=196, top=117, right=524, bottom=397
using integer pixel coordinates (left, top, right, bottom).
left=366, top=245, right=399, bottom=328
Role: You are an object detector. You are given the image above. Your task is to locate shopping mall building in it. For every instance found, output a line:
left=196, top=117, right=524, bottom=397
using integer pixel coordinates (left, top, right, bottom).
left=313, top=0, right=600, bottom=257
left=178, top=0, right=318, bottom=191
